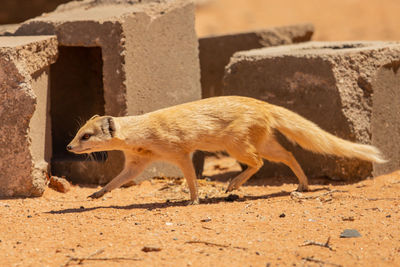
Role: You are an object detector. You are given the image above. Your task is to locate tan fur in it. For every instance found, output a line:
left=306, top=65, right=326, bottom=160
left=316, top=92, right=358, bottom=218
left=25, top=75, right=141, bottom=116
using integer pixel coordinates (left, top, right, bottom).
left=67, top=96, right=386, bottom=203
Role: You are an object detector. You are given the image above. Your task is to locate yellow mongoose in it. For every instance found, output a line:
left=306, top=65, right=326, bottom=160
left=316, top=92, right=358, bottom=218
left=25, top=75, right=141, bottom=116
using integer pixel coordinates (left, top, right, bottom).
left=67, top=96, right=386, bottom=204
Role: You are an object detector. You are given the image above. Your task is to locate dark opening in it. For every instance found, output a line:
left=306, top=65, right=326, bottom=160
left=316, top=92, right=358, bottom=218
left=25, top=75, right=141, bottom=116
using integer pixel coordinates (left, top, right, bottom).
left=322, top=44, right=361, bottom=50
left=50, top=46, right=105, bottom=162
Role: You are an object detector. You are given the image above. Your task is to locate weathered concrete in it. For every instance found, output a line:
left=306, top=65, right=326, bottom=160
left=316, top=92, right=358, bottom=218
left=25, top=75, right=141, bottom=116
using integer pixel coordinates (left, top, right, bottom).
left=0, top=36, right=58, bottom=197
left=199, top=23, right=314, bottom=98
left=15, top=0, right=201, bottom=184
left=223, top=41, right=400, bottom=181
left=372, top=61, right=400, bottom=176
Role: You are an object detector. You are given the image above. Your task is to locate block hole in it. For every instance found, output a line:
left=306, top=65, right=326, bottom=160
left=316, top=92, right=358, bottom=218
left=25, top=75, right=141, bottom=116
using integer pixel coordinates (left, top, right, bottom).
left=50, top=46, right=106, bottom=164
left=322, top=44, right=362, bottom=50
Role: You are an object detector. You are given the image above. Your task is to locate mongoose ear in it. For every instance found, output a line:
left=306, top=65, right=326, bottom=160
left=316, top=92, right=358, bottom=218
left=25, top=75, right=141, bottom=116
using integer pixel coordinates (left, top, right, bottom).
left=90, top=115, right=100, bottom=121
left=101, top=116, right=116, bottom=137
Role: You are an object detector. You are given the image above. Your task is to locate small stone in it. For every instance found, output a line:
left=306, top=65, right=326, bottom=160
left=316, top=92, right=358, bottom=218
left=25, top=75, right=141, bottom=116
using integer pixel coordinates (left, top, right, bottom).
left=142, top=246, right=162, bottom=252
left=49, top=176, right=71, bottom=193
left=279, top=213, right=286, bottom=218
left=225, top=194, right=239, bottom=202
left=386, top=215, right=391, bottom=218
left=342, top=216, right=355, bottom=221
left=340, top=229, right=362, bottom=238
left=80, top=206, right=85, bottom=209
left=135, top=222, right=141, bottom=225
left=27, top=215, right=32, bottom=218
left=200, top=218, right=211, bottom=223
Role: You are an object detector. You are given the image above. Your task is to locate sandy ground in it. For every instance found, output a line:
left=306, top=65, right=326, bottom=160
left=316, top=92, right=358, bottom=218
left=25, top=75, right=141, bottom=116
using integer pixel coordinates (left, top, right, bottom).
left=1, top=155, right=400, bottom=266
left=2, top=1, right=400, bottom=266
left=195, top=0, right=400, bottom=41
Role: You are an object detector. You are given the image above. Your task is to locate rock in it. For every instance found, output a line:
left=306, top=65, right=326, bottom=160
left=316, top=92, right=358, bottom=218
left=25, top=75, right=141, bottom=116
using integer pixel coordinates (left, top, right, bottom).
left=340, top=229, right=362, bottom=238
left=0, top=36, right=58, bottom=197
left=49, top=176, right=71, bottom=193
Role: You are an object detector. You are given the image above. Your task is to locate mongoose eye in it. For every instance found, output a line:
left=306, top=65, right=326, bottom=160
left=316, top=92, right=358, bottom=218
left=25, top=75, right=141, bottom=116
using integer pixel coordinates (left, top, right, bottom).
left=81, top=133, right=91, bottom=141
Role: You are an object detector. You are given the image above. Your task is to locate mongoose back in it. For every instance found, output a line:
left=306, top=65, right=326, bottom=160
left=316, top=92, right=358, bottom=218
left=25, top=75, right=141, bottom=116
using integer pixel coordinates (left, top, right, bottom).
left=67, top=96, right=386, bottom=204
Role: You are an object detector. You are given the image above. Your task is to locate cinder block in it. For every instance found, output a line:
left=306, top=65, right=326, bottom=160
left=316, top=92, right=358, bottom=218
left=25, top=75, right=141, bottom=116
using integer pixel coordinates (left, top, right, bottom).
left=372, top=61, right=400, bottom=176
left=199, top=23, right=314, bottom=98
left=15, top=0, right=201, bottom=184
left=0, top=36, right=58, bottom=197
left=223, top=41, right=400, bottom=181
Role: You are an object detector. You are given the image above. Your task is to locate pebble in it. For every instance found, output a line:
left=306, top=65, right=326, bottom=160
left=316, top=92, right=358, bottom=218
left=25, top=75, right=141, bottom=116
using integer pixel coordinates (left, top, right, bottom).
left=49, top=176, right=71, bottom=193
left=342, top=216, right=355, bottom=221
left=340, top=229, right=362, bottom=238
left=142, top=246, right=162, bottom=252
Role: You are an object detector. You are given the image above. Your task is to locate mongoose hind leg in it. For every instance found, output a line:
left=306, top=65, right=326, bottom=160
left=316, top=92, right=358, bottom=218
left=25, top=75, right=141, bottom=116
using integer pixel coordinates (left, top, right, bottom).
left=259, top=138, right=309, bottom=192
left=225, top=145, right=264, bottom=192
left=226, top=166, right=261, bottom=193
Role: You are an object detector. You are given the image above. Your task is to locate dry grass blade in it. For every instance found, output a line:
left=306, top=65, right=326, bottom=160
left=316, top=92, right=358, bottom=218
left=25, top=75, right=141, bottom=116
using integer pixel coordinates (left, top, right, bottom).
left=62, top=249, right=142, bottom=266
left=302, top=256, right=343, bottom=267
left=300, top=237, right=335, bottom=251
left=185, top=240, right=247, bottom=250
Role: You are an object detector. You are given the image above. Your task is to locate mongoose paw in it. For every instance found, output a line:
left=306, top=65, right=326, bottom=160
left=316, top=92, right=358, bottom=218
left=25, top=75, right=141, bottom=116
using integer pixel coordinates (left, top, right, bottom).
left=88, top=190, right=105, bottom=199
left=296, top=184, right=309, bottom=192
left=225, top=182, right=237, bottom=193
left=187, top=199, right=200, bottom=205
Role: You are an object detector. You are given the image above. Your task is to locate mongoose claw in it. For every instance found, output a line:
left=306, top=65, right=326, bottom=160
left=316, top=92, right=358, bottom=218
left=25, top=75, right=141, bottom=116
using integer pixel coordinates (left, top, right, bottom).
left=225, top=183, right=236, bottom=193
left=296, top=184, right=309, bottom=192
left=88, top=190, right=105, bottom=199
left=187, top=199, right=200, bottom=205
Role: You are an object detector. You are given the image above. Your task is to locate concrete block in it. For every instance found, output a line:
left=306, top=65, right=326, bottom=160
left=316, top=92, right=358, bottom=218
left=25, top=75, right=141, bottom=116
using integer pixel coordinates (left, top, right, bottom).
left=372, top=61, right=400, bottom=176
left=223, top=41, right=400, bottom=181
left=199, top=23, right=314, bottom=98
left=0, top=36, right=58, bottom=197
left=15, top=0, right=201, bottom=184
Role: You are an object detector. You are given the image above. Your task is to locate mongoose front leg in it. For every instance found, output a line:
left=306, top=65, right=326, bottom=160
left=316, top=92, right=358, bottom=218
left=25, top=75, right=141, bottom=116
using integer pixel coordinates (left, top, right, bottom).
left=88, top=155, right=150, bottom=199
left=175, top=154, right=199, bottom=205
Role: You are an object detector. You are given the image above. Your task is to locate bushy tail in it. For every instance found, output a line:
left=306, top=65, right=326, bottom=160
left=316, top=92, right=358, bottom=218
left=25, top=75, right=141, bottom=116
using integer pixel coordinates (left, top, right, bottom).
left=270, top=105, right=387, bottom=163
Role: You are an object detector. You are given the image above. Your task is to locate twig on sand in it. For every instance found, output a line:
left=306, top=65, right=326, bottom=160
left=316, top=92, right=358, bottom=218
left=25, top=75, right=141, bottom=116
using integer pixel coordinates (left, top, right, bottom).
left=302, top=256, right=343, bottom=267
left=300, top=237, right=335, bottom=251
left=185, top=240, right=247, bottom=250
left=62, top=248, right=142, bottom=266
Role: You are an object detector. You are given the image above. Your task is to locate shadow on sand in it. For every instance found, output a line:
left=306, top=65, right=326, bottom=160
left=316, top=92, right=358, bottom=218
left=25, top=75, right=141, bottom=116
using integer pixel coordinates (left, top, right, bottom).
left=45, top=187, right=329, bottom=215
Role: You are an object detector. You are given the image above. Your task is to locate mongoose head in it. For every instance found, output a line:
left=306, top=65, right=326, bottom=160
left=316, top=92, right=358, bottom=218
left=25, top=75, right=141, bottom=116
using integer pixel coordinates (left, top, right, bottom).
left=67, top=115, right=117, bottom=154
